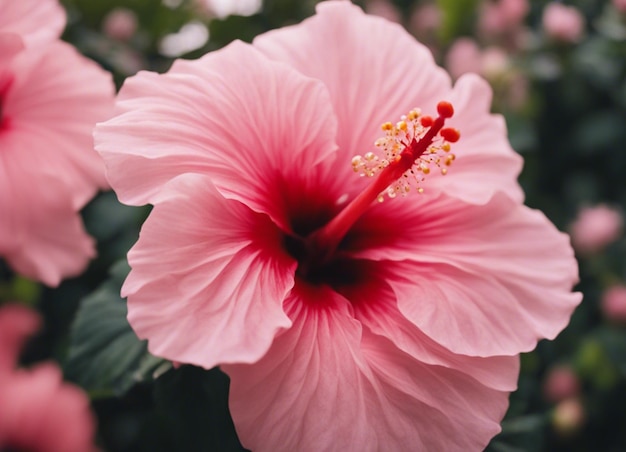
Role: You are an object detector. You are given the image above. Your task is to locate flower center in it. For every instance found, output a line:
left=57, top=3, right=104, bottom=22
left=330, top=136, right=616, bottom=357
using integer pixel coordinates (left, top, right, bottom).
left=285, top=101, right=460, bottom=284
left=0, top=76, right=13, bottom=131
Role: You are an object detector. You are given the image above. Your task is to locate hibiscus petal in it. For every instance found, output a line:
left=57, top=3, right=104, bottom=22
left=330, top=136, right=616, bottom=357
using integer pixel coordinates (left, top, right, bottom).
left=96, top=40, right=339, bottom=231
left=224, top=287, right=372, bottom=451
left=0, top=304, right=40, bottom=373
left=0, top=0, right=65, bottom=47
left=360, top=330, right=509, bottom=451
left=0, top=364, right=95, bottom=452
left=0, top=34, right=24, bottom=66
left=3, top=41, right=113, bottom=209
left=423, top=74, right=524, bottom=204
left=254, top=1, right=451, bottom=193
left=338, top=261, right=519, bottom=391
left=123, top=173, right=296, bottom=368
left=0, top=167, right=95, bottom=287
left=224, top=283, right=510, bottom=452
left=350, top=193, right=581, bottom=356
left=255, top=2, right=523, bottom=204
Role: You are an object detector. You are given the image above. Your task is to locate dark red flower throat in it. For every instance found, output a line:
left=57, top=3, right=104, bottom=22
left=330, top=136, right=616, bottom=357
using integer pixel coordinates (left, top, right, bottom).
left=285, top=101, right=460, bottom=284
left=0, top=76, right=13, bottom=131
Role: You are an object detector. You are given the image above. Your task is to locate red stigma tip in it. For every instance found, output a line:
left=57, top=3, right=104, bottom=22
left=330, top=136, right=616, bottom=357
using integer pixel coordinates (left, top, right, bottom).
left=437, top=101, right=454, bottom=118
left=420, top=115, right=434, bottom=127
left=440, top=127, right=460, bottom=143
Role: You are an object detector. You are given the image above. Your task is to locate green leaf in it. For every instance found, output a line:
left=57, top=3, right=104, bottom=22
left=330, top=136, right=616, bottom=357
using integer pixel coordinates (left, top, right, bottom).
left=153, top=365, right=245, bottom=452
left=65, top=260, right=167, bottom=397
left=588, top=328, right=626, bottom=379
left=0, top=275, right=41, bottom=305
left=486, top=415, right=548, bottom=452
left=576, top=333, right=620, bottom=389
left=436, top=0, right=478, bottom=45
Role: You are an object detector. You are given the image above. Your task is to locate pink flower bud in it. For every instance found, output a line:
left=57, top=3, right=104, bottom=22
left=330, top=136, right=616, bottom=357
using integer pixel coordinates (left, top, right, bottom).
left=445, top=38, right=482, bottom=80
left=570, top=205, right=623, bottom=254
left=478, top=1, right=507, bottom=37
left=601, top=285, right=626, bottom=323
left=500, top=0, right=529, bottom=24
left=102, top=7, right=138, bottom=41
left=478, top=0, right=529, bottom=38
left=542, top=3, right=585, bottom=43
left=543, top=365, right=580, bottom=403
left=409, top=3, right=441, bottom=37
left=366, top=0, right=401, bottom=23
left=614, top=0, right=626, bottom=13
left=481, top=46, right=510, bottom=78
left=552, top=398, right=585, bottom=437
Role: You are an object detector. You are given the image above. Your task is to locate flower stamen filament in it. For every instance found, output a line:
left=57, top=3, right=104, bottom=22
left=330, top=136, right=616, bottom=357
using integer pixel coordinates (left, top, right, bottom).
left=304, top=101, right=460, bottom=266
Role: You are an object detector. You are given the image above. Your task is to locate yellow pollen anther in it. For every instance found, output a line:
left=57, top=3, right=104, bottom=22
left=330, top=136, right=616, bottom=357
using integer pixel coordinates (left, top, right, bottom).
left=312, top=101, right=461, bottom=268
left=351, top=102, right=461, bottom=201
left=407, top=109, right=420, bottom=121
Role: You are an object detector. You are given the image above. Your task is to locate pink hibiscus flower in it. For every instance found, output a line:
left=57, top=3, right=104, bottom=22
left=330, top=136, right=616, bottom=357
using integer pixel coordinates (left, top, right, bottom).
left=0, top=304, right=96, bottom=452
left=0, top=0, right=115, bottom=286
left=0, top=0, right=65, bottom=48
left=95, top=2, right=581, bottom=450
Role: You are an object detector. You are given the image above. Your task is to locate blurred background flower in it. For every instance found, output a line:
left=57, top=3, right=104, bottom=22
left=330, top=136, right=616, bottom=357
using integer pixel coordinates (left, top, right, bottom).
left=0, top=304, right=96, bottom=452
left=0, top=0, right=114, bottom=286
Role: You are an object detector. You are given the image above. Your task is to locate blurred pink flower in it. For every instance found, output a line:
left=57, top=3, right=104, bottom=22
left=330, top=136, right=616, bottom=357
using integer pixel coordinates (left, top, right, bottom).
left=0, top=303, right=40, bottom=372
left=0, top=0, right=65, bottom=47
left=365, top=0, right=401, bottom=23
left=102, top=7, right=138, bottom=41
left=481, top=47, right=510, bottom=78
left=445, top=41, right=525, bottom=110
left=478, top=0, right=529, bottom=38
left=445, top=38, right=483, bottom=79
left=96, top=2, right=581, bottom=450
left=478, top=1, right=505, bottom=37
left=543, top=364, right=580, bottom=403
left=570, top=205, right=623, bottom=254
left=552, top=397, right=585, bottom=437
left=500, top=0, right=529, bottom=24
left=542, top=3, right=585, bottom=43
left=410, top=2, right=441, bottom=35
left=409, top=3, right=441, bottom=54
left=0, top=304, right=96, bottom=452
left=445, top=39, right=511, bottom=81
left=614, top=0, right=626, bottom=13
left=601, top=285, right=626, bottom=323
left=0, top=0, right=115, bottom=285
